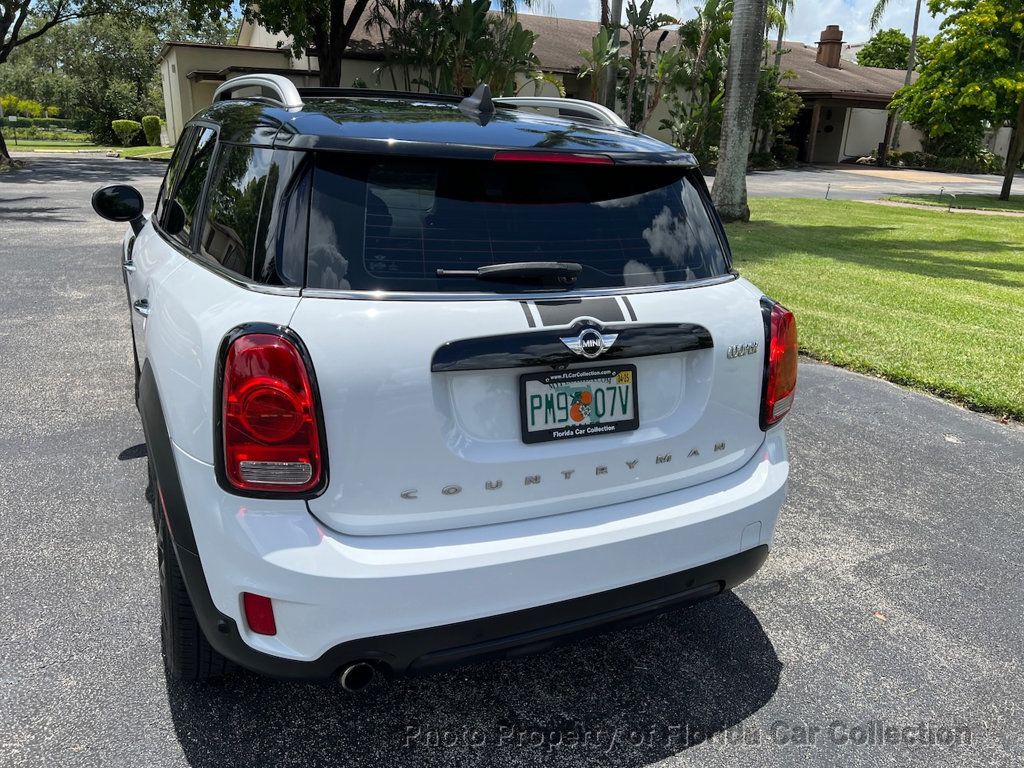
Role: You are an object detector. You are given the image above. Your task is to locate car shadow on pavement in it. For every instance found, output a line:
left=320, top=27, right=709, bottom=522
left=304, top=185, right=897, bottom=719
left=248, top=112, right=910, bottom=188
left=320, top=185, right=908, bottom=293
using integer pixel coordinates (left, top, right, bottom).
left=0, top=155, right=164, bottom=186
left=166, top=591, right=779, bottom=767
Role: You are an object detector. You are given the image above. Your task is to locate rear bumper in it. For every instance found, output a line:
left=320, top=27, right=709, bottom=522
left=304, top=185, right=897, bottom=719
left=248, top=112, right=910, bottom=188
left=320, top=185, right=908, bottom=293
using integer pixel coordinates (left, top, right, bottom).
left=174, top=541, right=768, bottom=679
left=169, top=429, right=788, bottom=680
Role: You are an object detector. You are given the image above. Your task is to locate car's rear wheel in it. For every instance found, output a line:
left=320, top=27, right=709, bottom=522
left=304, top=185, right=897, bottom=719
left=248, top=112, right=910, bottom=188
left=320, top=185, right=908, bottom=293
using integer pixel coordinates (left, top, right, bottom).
left=157, top=507, right=231, bottom=680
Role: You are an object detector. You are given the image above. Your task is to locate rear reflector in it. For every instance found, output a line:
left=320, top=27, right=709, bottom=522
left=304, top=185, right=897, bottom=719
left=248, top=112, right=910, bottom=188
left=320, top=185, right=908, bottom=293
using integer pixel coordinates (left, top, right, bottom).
left=492, top=150, right=614, bottom=165
left=242, top=592, right=277, bottom=636
left=762, top=302, right=798, bottom=428
left=221, top=332, right=323, bottom=494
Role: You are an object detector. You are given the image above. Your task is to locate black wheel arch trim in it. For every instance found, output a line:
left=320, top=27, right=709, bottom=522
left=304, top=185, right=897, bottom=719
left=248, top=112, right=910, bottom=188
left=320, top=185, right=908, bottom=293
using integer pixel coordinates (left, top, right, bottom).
left=138, top=361, right=199, bottom=555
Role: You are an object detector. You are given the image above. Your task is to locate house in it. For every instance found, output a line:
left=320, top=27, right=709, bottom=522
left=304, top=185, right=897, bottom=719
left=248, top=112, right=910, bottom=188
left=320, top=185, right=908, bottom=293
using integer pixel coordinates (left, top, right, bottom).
left=158, top=16, right=920, bottom=163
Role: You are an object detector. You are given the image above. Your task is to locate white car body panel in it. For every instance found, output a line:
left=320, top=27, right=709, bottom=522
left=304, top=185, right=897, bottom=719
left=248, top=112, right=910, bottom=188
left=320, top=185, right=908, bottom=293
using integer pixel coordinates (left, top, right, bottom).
left=173, top=428, right=787, bottom=661
left=293, top=278, right=770, bottom=535
left=141, top=244, right=300, bottom=462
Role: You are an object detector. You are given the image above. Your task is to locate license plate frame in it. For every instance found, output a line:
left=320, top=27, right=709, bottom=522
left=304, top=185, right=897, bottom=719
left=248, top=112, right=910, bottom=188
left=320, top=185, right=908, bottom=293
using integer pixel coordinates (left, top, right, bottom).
left=519, top=364, right=640, bottom=445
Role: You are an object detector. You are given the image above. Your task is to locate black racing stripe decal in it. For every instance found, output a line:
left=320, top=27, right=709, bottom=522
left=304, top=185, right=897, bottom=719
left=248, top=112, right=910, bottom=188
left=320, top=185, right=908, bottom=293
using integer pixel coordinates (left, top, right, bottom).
left=533, top=297, right=624, bottom=326
left=621, top=295, right=638, bottom=321
left=519, top=301, right=536, bottom=327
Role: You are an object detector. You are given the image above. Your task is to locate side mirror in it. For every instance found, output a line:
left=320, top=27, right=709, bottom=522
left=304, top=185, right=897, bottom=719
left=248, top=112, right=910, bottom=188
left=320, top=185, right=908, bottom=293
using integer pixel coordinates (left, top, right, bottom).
left=92, top=184, right=146, bottom=234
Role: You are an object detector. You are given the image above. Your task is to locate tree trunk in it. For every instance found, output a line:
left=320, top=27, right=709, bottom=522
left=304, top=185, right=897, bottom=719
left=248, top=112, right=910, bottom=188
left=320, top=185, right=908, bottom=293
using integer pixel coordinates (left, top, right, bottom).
left=600, top=0, right=610, bottom=29
left=772, top=0, right=787, bottom=69
left=891, top=0, right=921, bottom=149
left=603, top=0, right=624, bottom=110
left=0, top=126, right=10, bottom=163
left=712, top=0, right=769, bottom=222
left=999, top=97, right=1024, bottom=200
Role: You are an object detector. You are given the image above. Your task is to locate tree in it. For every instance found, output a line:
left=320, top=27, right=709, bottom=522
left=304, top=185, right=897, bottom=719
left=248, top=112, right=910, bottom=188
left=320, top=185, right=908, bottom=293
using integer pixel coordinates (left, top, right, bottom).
left=618, top=0, right=678, bottom=130
left=711, top=0, right=769, bottom=221
left=1, top=0, right=107, bottom=161
left=184, top=0, right=370, bottom=87
left=578, top=25, right=620, bottom=102
left=857, top=27, right=933, bottom=69
left=869, top=0, right=925, bottom=156
left=751, top=66, right=801, bottom=152
left=891, top=0, right=1024, bottom=199
left=660, top=0, right=731, bottom=161
left=371, top=0, right=541, bottom=96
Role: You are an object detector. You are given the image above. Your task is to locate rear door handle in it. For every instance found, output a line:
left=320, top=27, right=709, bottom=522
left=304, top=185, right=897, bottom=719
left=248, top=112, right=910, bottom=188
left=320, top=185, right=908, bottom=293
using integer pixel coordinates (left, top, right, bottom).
left=133, top=299, right=151, bottom=317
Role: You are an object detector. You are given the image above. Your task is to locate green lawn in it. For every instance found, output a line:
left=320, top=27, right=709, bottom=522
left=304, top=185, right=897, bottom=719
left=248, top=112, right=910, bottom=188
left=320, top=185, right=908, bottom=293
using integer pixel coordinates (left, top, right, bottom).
left=726, top=199, right=1024, bottom=419
left=119, top=145, right=172, bottom=159
left=10, top=140, right=170, bottom=159
left=9, top=139, right=101, bottom=150
left=882, top=193, right=1024, bottom=213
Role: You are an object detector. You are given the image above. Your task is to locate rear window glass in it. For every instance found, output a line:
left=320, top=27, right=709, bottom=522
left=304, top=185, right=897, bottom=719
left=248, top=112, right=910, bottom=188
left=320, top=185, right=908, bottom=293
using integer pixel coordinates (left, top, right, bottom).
left=307, top=154, right=728, bottom=292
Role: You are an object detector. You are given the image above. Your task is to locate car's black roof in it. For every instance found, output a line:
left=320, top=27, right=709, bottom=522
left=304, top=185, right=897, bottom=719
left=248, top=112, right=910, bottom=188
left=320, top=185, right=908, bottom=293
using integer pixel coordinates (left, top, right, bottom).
left=194, top=92, right=697, bottom=166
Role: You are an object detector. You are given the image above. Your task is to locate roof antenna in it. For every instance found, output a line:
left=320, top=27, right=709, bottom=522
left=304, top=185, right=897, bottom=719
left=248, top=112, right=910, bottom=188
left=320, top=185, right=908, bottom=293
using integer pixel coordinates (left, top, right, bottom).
left=459, top=83, right=495, bottom=124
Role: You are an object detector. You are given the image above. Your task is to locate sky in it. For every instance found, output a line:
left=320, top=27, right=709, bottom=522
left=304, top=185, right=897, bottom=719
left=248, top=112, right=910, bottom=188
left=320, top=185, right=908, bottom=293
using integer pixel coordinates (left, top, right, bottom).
left=526, top=0, right=945, bottom=45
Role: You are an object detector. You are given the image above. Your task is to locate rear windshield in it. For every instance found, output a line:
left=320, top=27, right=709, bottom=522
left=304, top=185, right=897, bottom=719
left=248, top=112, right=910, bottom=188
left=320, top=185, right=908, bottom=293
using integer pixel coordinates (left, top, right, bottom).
left=307, top=154, right=729, bottom=293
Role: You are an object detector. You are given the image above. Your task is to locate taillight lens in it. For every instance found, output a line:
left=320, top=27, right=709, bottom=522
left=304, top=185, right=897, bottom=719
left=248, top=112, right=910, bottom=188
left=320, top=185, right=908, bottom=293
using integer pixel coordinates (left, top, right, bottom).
left=762, top=302, right=798, bottom=428
left=221, top=333, right=322, bottom=493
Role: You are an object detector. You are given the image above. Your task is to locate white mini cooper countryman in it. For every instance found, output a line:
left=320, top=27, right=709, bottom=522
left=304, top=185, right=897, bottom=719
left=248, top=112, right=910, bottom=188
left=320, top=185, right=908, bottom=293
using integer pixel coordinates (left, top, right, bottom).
left=92, top=75, right=796, bottom=687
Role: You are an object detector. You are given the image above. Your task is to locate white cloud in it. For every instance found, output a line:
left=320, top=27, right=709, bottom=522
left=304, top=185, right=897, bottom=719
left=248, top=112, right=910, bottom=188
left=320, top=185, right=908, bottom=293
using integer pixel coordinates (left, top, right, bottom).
left=524, top=0, right=945, bottom=45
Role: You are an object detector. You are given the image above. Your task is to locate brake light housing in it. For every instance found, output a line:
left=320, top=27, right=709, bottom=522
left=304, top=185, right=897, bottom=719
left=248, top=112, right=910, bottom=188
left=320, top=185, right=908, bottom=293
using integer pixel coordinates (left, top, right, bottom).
left=492, top=150, right=614, bottom=165
left=760, top=300, right=798, bottom=429
left=216, top=326, right=326, bottom=496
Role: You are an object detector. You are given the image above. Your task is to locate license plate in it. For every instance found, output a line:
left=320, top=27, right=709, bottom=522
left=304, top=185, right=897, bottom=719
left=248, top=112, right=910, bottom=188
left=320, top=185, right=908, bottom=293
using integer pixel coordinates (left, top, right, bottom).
left=519, top=365, right=639, bottom=444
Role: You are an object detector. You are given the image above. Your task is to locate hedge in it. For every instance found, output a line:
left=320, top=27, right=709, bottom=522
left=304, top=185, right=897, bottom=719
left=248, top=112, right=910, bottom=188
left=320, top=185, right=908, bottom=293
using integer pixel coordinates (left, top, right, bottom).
left=111, top=119, right=143, bottom=147
left=142, top=115, right=162, bottom=146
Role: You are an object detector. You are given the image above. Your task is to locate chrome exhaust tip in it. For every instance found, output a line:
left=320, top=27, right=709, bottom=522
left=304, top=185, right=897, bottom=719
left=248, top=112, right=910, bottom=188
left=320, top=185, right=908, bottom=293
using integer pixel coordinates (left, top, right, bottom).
left=338, top=661, right=375, bottom=692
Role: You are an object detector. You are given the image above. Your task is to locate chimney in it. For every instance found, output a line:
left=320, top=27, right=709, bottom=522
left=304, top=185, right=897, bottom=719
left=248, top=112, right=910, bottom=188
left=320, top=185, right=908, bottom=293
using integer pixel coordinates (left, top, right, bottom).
left=816, top=25, right=843, bottom=68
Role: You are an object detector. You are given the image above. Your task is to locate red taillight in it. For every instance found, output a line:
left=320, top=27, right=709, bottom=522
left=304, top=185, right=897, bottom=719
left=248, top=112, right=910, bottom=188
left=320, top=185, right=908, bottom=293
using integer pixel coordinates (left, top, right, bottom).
left=242, top=592, right=277, bottom=635
left=221, top=333, right=322, bottom=494
left=492, top=150, right=614, bottom=165
left=762, top=303, right=798, bottom=428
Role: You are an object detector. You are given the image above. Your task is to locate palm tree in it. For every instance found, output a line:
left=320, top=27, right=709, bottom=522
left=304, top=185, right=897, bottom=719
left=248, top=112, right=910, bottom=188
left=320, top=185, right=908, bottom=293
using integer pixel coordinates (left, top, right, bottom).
left=711, top=0, right=770, bottom=222
left=871, top=0, right=923, bottom=154
left=772, top=0, right=793, bottom=68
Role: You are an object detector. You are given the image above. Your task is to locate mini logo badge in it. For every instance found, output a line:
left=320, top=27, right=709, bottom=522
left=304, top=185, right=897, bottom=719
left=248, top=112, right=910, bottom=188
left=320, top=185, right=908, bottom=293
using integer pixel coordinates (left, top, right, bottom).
left=561, top=328, right=618, bottom=359
left=726, top=342, right=758, bottom=359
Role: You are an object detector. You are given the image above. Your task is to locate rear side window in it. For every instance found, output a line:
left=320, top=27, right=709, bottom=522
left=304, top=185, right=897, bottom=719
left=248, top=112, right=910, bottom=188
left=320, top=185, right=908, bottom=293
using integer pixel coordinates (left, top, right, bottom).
left=198, top=144, right=273, bottom=279
left=307, top=154, right=728, bottom=292
left=159, top=127, right=216, bottom=248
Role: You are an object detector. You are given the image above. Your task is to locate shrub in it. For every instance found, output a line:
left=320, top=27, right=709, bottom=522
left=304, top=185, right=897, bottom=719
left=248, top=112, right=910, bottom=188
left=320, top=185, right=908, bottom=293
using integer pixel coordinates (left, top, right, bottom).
left=111, top=119, right=142, bottom=147
left=5, top=117, right=73, bottom=129
left=772, top=143, right=798, bottom=166
left=931, top=151, right=1003, bottom=175
left=141, top=115, right=162, bottom=147
left=697, top=144, right=719, bottom=170
left=748, top=151, right=777, bottom=170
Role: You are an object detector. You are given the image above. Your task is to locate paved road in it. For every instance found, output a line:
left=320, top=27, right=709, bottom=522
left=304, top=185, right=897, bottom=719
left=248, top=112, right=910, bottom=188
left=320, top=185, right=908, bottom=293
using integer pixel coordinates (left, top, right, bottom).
left=1, top=156, right=1022, bottom=767
left=738, top=165, right=1023, bottom=201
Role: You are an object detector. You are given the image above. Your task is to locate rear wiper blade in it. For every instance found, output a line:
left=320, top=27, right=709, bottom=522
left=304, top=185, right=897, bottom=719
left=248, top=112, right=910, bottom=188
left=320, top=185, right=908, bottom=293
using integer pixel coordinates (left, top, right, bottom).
left=436, top=261, right=582, bottom=287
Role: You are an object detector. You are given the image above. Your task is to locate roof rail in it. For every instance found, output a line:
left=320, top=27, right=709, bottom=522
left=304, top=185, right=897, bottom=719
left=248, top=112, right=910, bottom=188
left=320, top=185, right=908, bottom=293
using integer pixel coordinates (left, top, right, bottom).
left=213, top=74, right=304, bottom=110
left=493, top=96, right=627, bottom=129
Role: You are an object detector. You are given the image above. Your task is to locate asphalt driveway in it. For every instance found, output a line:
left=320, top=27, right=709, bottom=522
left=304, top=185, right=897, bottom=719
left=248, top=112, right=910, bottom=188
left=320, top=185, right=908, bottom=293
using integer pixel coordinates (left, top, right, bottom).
left=1, top=156, right=1022, bottom=767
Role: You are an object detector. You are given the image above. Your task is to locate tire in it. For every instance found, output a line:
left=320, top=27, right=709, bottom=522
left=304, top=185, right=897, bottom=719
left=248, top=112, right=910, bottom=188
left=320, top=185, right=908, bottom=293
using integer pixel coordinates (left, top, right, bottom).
left=157, top=512, right=231, bottom=680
